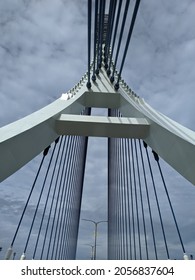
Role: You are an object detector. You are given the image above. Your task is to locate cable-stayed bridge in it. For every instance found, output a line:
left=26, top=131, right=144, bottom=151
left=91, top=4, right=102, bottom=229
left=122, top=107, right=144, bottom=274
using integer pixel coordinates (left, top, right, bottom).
left=0, top=0, right=195, bottom=260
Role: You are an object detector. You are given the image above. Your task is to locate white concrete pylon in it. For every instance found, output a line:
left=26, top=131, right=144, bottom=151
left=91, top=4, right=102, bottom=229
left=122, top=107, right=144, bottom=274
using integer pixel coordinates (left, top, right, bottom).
left=0, top=66, right=195, bottom=185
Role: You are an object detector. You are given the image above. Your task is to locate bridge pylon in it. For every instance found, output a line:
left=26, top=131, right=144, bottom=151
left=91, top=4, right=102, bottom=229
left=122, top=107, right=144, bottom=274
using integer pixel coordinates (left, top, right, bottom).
left=0, top=62, right=195, bottom=185
left=1, top=0, right=195, bottom=261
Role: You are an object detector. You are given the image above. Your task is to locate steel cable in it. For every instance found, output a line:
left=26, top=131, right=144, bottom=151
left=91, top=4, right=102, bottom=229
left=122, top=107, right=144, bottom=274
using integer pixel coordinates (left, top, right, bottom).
left=44, top=136, right=68, bottom=259
left=124, top=138, right=132, bottom=260
left=152, top=150, right=186, bottom=255
left=7, top=145, right=50, bottom=259
left=127, top=139, right=136, bottom=259
left=87, top=0, right=92, bottom=88
left=143, top=142, right=170, bottom=259
left=71, top=136, right=88, bottom=259
left=107, top=0, right=122, bottom=76
left=22, top=142, right=57, bottom=257
left=104, top=0, right=115, bottom=67
left=54, top=136, right=77, bottom=259
left=115, top=0, right=141, bottom=89
left=92, top=0, right=99, bottom=81
left=121, top=138, right=129, bottom=259
left=110, top=0, right=130, bottom=83
left=138, top=140, right=157, bottom=259
left=51, top=136, right=73, bottom=259
left=119, top=137, right=126, bottom=259
left=134, top=140, right=149, bottom=259
left=59, top=136, right=80, bottom=259
left=131, top=139, right=142, bottom=259
left=40, top=136, right=65, bottom=259
left=32, top=137, right=62, bottom=259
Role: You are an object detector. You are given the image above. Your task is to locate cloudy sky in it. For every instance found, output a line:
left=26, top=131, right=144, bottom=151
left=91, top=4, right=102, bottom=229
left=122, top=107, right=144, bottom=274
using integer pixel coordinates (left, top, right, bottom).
left=0, top=0, right=195, bottom=260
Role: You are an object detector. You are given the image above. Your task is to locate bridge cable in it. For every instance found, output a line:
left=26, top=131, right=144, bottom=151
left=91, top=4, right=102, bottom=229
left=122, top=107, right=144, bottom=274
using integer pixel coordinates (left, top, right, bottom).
left=62, top=136, right=83, bottom=260
left=60, top=109, right=90, bottom=259
left=72, top=136, right=88, bottom=259
left=152, top=150, right=186, bottom=254
left=110, top=135, right=118, bottom=259
left=32, top=136, right=62, bottom=259
left=119, top=137, right=126, bottom=259
left=119, top=113, right=126, bottom=259
left=115, top=0, right=141, bottom=90
left=143, top=141, right=170, bottom=259
left=114, top=111, right=121, bottom=259
left=92, top=0, right=99, bottom=81
left=138, top=139, right=157, bottom=259
left=62, top=109, right=90, bottom=259
left=108, top=119, right=115, bottom=259
left=74, top=134, right=90, bottom=259
left=58, top=136, right=77, bottom=259
left=44, top=136, right=68, bottom=259
left=117, top=137, right=122, bottom=259
left=99, top=0, right=106, bottom=69
left=110, top=0, right=130, bottom=84
left=96, top=0, right=102, bottom=72
left=63, top=137, right=82, bottom=259
left=53, top=135, right=75, bottom=259
left=107, top=0, right=122, bottom=76
left=104, top=0, right=117, bottom=69
left=4, top=145, right=51, bottom=259
left=39, top=136, right=65, bottom=259
left=115, top=126, right=121, bottom=259
left=87, top=0, right=92, bottom=89
left=104, top=0, right=113, bottom=69
left=131, top=139, right=142, bottom=259
left=57, top=136, right=80, bottom=259
left=107, top=109, right=111, bottom=259
left=97, top=0, right=108, bottom=74
left=114, top=137, right=119, bottom=259
left=56, top=135, right=80, bottom=260
left=22, top=141, right=58, bottom=258
left=56, top=109, right=90, bottom=259
left=121, top=138, right=129, bottom=259
left=104, top=0, right=116, bottom=69
left=127, top=138, right=136, bottom=259
left=50, top=136, right=73, bottom=259
left=124, top=138, right=133, bottom=260
left=108, top=110, right=163, bottom=260
left=54, top=136, right=76, bottom=259
left=134, top=139, right=149, bottom=259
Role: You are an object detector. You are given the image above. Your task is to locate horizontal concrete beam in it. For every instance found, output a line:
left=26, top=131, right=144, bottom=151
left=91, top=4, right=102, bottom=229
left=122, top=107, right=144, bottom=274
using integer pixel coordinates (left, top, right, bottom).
left=55, top=114, right=150, bottom=138
left=80, top=91, right=120, bottom=109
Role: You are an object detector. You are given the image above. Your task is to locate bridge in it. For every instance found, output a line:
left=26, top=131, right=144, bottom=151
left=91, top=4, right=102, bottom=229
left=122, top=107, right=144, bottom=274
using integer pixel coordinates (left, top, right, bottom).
left=0, top=0, right=195, bottom=260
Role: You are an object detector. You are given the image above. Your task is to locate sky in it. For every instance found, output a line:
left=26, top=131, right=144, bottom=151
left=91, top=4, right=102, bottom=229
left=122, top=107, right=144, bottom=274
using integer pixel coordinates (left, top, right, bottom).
left=0, top=0, right=195, bottom=260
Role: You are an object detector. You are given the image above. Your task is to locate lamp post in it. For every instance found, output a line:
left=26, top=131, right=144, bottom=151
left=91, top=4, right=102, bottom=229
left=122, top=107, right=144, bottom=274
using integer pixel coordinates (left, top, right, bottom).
left=82, top=219, right=107, bottom=260
left=84, top=244, right=95, bottom=260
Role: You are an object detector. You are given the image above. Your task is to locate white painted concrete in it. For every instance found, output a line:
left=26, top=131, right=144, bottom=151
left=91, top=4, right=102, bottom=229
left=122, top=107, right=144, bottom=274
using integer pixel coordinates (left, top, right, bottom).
left=0, top=67, right=195, bottom=185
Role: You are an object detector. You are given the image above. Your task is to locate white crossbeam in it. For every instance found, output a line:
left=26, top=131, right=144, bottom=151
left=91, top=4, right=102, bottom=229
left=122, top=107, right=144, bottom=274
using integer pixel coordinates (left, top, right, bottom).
left=55, top=114, right=150, bottom=138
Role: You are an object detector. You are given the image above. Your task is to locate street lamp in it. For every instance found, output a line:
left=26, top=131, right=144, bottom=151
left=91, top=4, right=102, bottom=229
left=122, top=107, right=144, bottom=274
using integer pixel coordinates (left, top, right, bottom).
left=82, top=219, right=107, bottom=260
left=84, top=244, right=95, bottom=260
